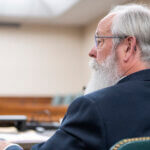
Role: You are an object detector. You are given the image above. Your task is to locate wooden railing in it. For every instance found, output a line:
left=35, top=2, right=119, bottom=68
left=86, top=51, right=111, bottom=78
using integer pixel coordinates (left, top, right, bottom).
left=0, top=97, right=68, bottom=122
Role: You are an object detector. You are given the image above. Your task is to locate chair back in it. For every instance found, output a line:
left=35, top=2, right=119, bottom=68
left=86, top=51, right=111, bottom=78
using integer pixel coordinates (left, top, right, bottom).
left=110, top=137, right=150, bottom=150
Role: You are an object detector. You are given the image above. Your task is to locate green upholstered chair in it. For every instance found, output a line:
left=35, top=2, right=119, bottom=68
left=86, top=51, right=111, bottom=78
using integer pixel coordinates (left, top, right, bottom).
left=110, top=137, right=150, bottom=150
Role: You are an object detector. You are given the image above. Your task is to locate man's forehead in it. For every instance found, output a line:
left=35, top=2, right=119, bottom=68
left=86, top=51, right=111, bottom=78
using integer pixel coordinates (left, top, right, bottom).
left=95, top=14, right=115, bottom=35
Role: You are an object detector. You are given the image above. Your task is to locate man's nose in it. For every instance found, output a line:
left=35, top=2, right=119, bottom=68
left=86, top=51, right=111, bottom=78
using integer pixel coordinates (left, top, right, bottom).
left=89, top=46, right=97, bottom=58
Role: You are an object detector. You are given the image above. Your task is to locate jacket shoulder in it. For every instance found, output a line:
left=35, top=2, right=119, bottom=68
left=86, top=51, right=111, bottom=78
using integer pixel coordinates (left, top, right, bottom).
left=84, top=81, right=137, bottom=104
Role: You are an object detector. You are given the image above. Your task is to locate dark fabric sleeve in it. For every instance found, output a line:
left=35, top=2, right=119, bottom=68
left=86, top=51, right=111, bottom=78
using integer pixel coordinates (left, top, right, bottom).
left=31, top=96, right=106, bottom=150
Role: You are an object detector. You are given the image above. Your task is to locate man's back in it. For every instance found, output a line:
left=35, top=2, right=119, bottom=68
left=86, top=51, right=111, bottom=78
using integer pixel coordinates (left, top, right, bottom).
left=31, top=69, right=150, bottom=150
left=85, top=69, right=150, bottom=149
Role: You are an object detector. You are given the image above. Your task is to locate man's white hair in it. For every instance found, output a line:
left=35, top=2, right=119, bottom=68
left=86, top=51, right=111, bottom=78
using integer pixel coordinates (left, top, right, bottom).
left=109, top=4, right=150, bottom=63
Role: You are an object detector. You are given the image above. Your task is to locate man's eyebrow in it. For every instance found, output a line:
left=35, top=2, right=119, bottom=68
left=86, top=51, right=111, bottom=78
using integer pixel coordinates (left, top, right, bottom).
left=95, top=31, right=100, bottom=36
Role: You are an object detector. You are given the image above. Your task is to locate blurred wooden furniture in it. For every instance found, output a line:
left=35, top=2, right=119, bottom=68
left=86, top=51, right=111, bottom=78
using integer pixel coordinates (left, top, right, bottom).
left=0, top=97, right=67, bottom=123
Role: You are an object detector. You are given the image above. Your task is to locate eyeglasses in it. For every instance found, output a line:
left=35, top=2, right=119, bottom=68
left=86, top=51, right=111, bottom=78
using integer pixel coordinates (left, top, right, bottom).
left=95, top=35, right=126, bottom=48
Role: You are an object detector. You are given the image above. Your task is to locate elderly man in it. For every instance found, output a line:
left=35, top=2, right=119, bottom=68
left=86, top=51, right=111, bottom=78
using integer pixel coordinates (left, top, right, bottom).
left=1, top=3, right=150, bottom=150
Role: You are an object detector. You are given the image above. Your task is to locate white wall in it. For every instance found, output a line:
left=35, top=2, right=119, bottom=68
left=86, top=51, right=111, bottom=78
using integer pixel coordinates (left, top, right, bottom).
left=0, top=25, right=84, bottom=96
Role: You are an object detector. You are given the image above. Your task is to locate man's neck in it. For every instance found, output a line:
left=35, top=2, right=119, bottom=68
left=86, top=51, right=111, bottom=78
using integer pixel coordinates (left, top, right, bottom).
left=123, top=61, right=148, bottom=77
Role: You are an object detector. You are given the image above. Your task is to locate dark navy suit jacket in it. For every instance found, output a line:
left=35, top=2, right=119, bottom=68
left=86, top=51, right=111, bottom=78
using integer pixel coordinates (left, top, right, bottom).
left=6, top=69, right=150, bottom=150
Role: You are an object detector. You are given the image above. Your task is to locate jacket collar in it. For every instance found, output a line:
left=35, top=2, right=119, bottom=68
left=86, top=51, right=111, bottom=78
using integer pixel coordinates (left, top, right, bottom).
left=117, top=69, right=150, bottom=84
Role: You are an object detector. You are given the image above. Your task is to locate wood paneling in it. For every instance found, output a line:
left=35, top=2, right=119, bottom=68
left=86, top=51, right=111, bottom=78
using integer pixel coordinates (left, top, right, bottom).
left=0, top=97, right=67, bottom=122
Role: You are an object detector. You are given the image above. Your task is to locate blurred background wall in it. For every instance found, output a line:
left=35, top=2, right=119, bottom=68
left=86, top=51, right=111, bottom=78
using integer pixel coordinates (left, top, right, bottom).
left=0, top=25, right=84, bottom=95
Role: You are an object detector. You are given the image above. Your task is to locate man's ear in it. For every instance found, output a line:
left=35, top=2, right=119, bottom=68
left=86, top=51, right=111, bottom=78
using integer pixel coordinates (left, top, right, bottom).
left=123, top=36, right=137, bottom=63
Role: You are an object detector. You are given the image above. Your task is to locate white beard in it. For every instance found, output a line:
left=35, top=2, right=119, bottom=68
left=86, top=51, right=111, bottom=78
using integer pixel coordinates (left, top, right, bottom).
left=84, top=51, right=121, bottom=95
